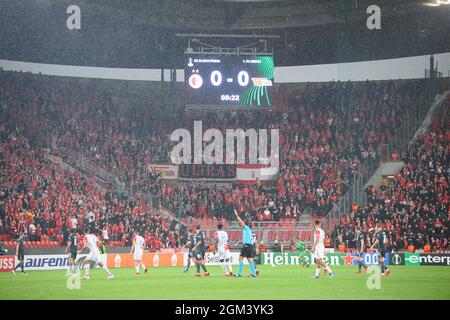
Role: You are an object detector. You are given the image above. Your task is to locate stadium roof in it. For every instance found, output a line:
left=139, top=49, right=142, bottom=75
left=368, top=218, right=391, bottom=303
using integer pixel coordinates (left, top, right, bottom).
left=27, top=0, right=450, bottom=31
left=0, top=0, right=449, bottom=67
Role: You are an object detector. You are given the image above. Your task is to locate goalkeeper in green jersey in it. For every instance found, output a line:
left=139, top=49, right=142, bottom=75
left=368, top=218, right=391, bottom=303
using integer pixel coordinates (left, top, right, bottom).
left=292, top=239, right=310, bottom=268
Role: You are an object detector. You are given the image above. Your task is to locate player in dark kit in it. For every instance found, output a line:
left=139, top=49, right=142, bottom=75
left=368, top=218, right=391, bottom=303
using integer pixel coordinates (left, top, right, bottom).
left=370, top=222, right=391, bottom=277
left=65, top=228, right=78, bottom=276
left=182, top=229, right=196, bottom=273
left=191, top=225, right=209, bottom=277
left=11, top=232, right=27, bottom=275
left=354, top=225, right=368, bottom=274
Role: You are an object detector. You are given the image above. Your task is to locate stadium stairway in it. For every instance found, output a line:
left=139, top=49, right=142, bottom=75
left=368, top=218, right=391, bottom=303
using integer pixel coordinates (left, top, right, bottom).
left=364, top=90, right=450, bottom=191
left=321, top=89, right=450, bottom=235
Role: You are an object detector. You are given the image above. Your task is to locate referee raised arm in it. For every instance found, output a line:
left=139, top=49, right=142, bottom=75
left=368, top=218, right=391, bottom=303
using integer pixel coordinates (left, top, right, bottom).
left=234, top=209, right=257, bottom=278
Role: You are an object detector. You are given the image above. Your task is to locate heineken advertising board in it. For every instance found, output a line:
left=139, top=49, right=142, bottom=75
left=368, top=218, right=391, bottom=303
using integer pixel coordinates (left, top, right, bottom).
left=260, top=252, right=450, bottom=267
left=260, top=252, right=384, bottom=267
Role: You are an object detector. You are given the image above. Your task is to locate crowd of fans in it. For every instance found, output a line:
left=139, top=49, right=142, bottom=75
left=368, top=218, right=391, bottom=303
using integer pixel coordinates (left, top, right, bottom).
left=333, top=109, right=449, bottom=252
left=1, top=69, right=447, bottom=252
left=0, top=117, right=181, bottom=250
left=156, top=79, right=427, bottom=221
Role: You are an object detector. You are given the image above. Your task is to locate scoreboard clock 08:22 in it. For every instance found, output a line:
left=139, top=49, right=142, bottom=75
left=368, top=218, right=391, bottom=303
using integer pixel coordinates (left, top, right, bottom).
left=185, top=54, right=274, bottom=109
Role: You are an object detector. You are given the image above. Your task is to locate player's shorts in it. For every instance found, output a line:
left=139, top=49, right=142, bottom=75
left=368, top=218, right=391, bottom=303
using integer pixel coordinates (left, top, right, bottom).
left=313, top=246, right=325, bottom=260
left=69, top=250, right=77, bottom=260
left=379, top=249, right=386, bottom=259
left=86, top=251, right=102, bottom=263
left=217, top=248, right=231, bottom=261
left=195, top=251, right=205, bottom=260
left=250, top=245, right=258, bottom=257
left=240, top=244, right=254, bottom=259
left=133, top=248, right=143, bottom=261
left=298, top=250, right=307, bottom=257
left=103, top=238, right=110, bottom=245
left=17, top=251, right=24, bottom=261
left=188, top=251, right=194, bottom=258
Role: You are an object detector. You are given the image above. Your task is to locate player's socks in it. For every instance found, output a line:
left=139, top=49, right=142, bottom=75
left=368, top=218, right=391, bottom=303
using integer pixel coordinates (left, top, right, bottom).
left=221, top=262, right=228, bottom=274
left=325, top=265, right=333, bottom=273
left=102, top=265, right=112, bottom=275
left=201, top=264, right=208, bottom=273
left=249, top=262, right=256, bottom=276
left=141, top=264, right=147, bottom=273
left=238, top=261, right=243, bottom=275
left=186, top=258, right=191, bottom=270
left=84, top=264, right=90, bottom=275
left=67, top=264, right=72, bottom=275
left=196, top=264, right=200, bottom=274
left=228, top=261, right=233, bottom=274
left=135, top=265, right=140, bottom=273
left=315, top=267, right=321, bottom=277
left=380, top=263, right=385, bottom=273
left=359, top=261, right=367, bottom=272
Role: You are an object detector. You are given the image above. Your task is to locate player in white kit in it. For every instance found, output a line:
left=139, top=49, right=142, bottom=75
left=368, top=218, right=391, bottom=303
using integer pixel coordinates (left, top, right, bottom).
left=131, top=230, right=148, bottom=275
left=311, top=220, right=334, bottom=279
left=101, top=223, right=109, bottom=245
left=79, top=228, right=113, bottom=280
left=214, top=224, right=233, bottom=276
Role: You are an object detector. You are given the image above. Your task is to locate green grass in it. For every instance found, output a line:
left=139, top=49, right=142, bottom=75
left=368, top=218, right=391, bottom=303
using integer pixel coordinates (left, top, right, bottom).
left=1, top=266, right=449, bottom=300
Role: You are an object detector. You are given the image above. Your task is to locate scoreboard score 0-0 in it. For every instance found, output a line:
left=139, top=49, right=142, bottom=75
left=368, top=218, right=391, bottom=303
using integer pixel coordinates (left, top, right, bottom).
left=184, top=54, right=274, bottom=109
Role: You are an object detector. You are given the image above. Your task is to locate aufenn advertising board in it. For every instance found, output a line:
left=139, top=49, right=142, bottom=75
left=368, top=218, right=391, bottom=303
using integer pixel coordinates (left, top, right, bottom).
left=21, top=254, right=107, bottom=271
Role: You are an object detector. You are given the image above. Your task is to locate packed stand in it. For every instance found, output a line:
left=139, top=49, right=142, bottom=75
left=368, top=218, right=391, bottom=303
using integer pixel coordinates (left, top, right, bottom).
left=332, top=111, right=449, bottom=252
left=0, top=70, right=428, bottom=225
left=0, top=118, right=181, bottom=250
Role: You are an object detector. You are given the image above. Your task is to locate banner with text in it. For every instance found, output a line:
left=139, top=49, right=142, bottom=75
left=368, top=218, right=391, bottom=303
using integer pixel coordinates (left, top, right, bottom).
left=236, top=164, right=279, bottom=184
left=0, top=255, right=15, bottom=272
left=148, top=164, right=179, bottom=180
left=260, top=252, right=386, bottom=267
left=179, top=164, right=236, bottom=180
left=18, top=254, right=107, bottom=271
left=203, top=252, right=248, bottom=266
left=402, top=253, right=450, bottom=266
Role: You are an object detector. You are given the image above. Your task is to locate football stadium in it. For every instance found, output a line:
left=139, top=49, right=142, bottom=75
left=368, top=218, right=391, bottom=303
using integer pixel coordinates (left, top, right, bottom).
left=0, top=0, right=449, bottom=306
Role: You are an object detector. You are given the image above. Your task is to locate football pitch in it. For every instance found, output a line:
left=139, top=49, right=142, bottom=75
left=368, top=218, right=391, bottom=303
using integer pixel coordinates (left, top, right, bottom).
left=1, top=266, right=449, bottom=300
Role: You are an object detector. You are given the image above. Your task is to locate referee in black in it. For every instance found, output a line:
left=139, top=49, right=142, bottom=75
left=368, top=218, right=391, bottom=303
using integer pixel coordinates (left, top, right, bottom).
left=12, top=232, right=27, bottom=275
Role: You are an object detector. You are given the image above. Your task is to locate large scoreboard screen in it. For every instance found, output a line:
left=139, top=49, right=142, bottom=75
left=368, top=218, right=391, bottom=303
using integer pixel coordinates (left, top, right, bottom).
left=184, top=54, right=274, bottom=109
